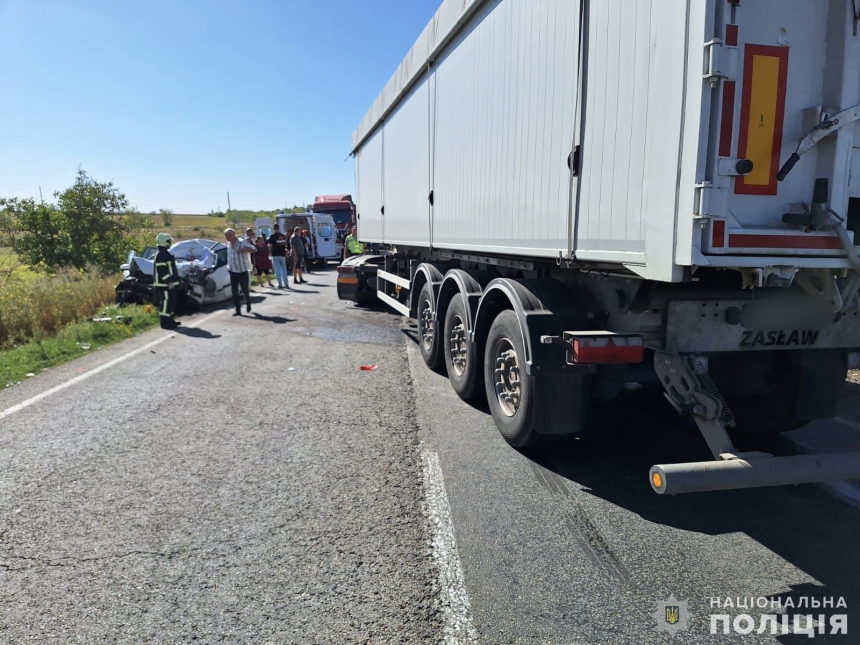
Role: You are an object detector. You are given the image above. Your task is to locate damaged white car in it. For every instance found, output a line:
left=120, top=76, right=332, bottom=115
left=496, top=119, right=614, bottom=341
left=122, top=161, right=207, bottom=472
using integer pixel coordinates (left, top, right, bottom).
left=115, top=239, right=232, bottom=311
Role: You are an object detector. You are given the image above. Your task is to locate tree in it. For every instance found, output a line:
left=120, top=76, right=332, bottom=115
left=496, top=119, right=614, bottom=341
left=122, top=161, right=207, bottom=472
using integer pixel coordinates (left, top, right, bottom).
left=0, top=205, right=22, bottom=286
left=7, top=169, right=133, bottom=272
left=2, top=198, right=73, bottom=269
left=124, top=207, right=154, bottom=230
left=159, top=208, right=174, bottom=227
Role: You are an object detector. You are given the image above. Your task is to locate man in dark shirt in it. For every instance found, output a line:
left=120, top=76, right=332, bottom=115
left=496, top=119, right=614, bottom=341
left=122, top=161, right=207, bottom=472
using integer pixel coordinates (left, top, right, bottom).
left=267, top=224, right=290, bottom=289
left=290, top=226, right=307, bottom=285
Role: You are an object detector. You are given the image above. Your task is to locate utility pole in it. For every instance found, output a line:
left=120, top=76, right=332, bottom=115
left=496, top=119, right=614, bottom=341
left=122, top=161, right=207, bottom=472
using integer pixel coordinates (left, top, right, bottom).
left=227, top=191, right=237, bottom=228
left=38, top=186, right=43, bottom=203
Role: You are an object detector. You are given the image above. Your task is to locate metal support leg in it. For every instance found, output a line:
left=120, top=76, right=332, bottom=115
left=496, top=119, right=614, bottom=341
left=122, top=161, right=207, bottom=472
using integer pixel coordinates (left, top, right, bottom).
left=653, top=351, right=738, bottom=459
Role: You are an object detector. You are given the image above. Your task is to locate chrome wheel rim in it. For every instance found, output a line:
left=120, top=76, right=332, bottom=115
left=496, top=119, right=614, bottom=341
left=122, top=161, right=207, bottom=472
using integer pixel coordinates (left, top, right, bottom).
left=492, top=338, right=521, bottom=417
left=420, top=300, right=434, bottom=351
left=449, top=315, right=467, bottom=376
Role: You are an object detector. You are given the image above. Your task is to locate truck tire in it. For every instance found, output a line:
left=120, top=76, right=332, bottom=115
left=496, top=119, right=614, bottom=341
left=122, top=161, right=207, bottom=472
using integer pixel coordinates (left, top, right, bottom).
left=417, top=283, right=444, bottom=369
left=443, top=293, right=483, bottom=401
left=484, top=310, right=538, bottom=447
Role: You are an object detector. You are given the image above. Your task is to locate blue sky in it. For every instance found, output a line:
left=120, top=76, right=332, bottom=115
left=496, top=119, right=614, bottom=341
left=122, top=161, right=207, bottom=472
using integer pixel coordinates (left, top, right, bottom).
left=0, top=0, right=440, bottom=213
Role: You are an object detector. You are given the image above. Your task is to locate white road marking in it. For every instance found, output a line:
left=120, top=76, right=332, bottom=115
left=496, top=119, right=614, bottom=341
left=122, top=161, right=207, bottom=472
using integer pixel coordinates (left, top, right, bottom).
left=420, top=445, right=478, bottom=645
left=406, top=338, right=478, bottom=643
left=0, top=311, right=223, bottom=421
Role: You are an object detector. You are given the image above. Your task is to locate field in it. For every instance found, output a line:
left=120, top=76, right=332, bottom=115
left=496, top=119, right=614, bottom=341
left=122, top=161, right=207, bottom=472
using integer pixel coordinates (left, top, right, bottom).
left=154, top=214, right=257, bottom=244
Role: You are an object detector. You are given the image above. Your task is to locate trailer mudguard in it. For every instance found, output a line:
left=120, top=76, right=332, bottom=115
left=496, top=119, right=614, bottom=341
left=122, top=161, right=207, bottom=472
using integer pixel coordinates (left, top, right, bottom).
left=473, top=278, right=591, bottom=376
left=436, top=269, right=499, bottom=333
left=409, top=263, right=445, bottom=318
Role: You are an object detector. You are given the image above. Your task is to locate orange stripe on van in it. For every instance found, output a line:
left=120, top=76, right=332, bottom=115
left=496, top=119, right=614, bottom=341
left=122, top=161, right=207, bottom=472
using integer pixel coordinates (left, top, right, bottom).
left=735, top=45, right=789, bottom=196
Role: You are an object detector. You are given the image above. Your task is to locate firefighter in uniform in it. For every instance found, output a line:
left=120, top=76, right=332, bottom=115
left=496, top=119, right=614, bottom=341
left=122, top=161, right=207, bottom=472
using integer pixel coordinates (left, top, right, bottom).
left=344, top=226, right=364, bottom=259
left=154, top=232, right=180, bottom=329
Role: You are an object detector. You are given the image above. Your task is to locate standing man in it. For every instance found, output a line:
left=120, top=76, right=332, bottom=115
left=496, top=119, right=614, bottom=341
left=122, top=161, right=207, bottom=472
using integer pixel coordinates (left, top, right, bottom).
left=267, top=224, right=290, bottom=289
left=290, top=226, right=307, bottom=285
left=225, top=228, right=255, bottom=315
left=300, top=229, right=314, bottom=275
left=245, top=228, right=258, bottom=287
left=344, top=225, right=365, bottom=259
left=154, top=232, right=181, bottom=329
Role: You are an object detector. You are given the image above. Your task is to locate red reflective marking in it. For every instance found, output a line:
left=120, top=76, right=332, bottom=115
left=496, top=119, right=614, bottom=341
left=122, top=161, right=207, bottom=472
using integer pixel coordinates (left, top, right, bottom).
left=725, top=24, right=738, bottom=47
left=719, top=80, right=736, bottom=158
left=572, top=341, right=644, bottom=365
left=727, top=234, right=842, bottom=249
left=712, top=220, right=726, bottom=248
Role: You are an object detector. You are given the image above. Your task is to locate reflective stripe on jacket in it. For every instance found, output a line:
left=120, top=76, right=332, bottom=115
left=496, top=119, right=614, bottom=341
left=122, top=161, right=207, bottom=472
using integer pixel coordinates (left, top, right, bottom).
left=153, top=247, right=179, bottom=287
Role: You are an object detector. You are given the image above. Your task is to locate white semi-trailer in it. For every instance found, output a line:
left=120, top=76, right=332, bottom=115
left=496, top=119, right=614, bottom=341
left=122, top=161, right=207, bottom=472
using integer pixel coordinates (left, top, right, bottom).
left=338, top=0, right=860, bottom=493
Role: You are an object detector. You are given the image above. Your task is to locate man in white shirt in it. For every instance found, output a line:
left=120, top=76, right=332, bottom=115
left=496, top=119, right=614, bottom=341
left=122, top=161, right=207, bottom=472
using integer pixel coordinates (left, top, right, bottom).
left=224, top=228, right=255, bottom=315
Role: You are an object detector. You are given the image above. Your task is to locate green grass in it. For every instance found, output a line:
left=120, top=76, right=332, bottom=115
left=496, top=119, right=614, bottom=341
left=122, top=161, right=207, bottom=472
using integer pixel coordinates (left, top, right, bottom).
left=0, top=304, right=159, bottom=385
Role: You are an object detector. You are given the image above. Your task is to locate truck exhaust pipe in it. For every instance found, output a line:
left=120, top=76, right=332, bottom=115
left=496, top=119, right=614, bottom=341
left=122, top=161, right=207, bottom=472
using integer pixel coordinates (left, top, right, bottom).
left=650, top=452, right=860, bottom=495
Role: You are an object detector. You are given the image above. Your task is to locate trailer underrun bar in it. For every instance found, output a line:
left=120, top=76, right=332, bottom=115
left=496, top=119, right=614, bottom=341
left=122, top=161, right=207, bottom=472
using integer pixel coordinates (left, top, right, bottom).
left=650, top=451, right=860, bottom=495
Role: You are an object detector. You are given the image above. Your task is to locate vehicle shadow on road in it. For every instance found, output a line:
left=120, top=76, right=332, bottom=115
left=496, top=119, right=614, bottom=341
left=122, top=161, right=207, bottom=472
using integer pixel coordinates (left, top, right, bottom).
left=173, top=327, right=222, bottom=339
left=248, top=312, right=293, bottom=324
left=526, top=388, right=860, bottom=628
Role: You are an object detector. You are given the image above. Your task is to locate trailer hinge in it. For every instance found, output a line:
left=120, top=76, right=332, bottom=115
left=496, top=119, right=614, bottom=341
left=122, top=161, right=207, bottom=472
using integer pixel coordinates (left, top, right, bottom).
left=693, top=182, right=728, bottom=226
left=693, top=182, right=712, bottom=228
left=703, top=39, right=738, bottom=86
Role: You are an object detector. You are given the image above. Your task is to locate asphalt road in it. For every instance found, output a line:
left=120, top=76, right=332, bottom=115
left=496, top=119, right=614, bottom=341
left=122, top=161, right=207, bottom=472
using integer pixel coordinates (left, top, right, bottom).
left=2, top=267, right=859, bottom=644
left=0, top=271, right=439, bottom=644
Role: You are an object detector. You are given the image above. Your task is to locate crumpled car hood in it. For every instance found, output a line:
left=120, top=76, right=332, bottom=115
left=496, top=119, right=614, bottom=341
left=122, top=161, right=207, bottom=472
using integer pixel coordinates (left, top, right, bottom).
left=130, top=239, right=223, bottom=278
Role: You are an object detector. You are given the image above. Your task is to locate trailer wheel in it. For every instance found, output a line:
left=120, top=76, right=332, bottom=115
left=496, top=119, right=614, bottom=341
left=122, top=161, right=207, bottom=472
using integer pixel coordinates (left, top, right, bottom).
left=417, top=283, right=444, bottom=369
left=484, top=310, right=537, bottom=447
left=444, top=294, right=483, bottom=401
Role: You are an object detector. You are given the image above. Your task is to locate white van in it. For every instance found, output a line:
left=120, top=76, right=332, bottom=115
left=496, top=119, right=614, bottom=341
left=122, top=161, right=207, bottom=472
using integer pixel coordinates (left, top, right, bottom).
left=274, top=213, right=340, bottom=267
left=254, top=217, right=273, bottom=239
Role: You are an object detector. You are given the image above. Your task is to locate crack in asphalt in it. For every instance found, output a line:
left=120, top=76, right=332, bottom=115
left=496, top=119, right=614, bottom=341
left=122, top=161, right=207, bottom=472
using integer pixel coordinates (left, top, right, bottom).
left=0, top=539, right=251, bottom=571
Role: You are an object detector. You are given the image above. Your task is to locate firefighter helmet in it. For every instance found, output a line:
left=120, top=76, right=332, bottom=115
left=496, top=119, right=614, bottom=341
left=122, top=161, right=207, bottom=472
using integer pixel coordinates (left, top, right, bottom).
left=156, top=232, right=173, bottom=248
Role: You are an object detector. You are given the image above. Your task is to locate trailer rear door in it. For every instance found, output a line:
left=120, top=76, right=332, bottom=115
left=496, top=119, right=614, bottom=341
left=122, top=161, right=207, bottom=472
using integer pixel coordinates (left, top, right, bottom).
left=701, top=1, right=860, bottom=258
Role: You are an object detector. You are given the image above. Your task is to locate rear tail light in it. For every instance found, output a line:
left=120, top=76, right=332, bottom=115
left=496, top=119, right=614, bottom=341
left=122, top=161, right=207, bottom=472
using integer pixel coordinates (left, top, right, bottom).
left=337, top=265, right=359, bottom=284
left=563, top=332, right=644, bottom=365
